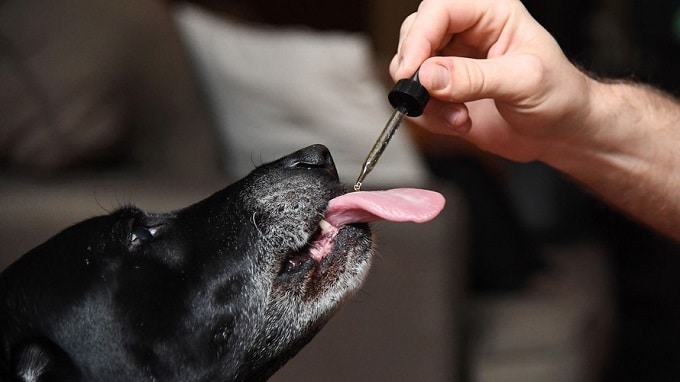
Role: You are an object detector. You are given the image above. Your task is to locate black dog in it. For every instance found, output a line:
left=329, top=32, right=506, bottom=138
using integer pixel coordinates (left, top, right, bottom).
left=0, top=145, right=376, bottom=381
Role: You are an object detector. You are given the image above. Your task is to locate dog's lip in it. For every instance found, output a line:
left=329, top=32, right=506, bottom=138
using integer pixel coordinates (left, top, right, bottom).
left=306, top=219, right=339, bottom=263
left=282, top=219, right=343, bottom=272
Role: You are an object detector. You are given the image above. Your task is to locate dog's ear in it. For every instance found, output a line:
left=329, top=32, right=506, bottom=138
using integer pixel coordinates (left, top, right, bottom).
left=12, top=339, right=78, bottom=381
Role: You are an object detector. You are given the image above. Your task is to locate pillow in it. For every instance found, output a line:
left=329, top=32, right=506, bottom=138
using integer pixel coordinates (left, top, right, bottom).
left=173, top=4, right=427, bottom=187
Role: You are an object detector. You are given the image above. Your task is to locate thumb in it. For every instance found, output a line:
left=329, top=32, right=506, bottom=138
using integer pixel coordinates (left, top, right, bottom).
left=418, top=54, right=545, bottom=104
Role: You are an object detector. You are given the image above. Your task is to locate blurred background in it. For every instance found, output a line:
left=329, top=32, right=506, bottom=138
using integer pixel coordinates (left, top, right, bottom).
left=1, top=0, right=679, bottom=381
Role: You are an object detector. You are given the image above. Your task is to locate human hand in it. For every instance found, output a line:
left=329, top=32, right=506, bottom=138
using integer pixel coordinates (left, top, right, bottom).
left=389, top=0, right=595, bottom=162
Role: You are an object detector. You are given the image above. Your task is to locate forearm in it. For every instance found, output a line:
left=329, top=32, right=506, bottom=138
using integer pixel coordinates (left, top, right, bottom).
left=544, top=79, right=680, bottom=239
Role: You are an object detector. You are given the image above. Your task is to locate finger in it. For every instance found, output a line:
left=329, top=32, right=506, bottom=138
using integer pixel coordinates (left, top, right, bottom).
left=395, top=0, right=499, bottom=79
left=411, top=100, right=472, bottom=136
left=389, top=12, right=417, bottom=80
left=416, top=99, right=521, bottom=159
left=395, top=12, right=417, bottom=60
left=418, top=53, right=546, bottom=105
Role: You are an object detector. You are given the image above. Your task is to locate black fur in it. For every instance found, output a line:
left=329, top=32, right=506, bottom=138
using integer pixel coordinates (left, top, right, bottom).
left=0, top=145, right=373, bottom=381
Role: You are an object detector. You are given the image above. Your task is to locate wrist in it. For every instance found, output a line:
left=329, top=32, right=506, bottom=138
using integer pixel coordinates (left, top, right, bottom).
left=540, top=77, right=637, bottom=175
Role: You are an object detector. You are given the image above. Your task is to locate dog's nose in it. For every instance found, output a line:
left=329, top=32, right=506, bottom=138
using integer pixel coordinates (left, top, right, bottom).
left=285, top=144, right=338, bottom=177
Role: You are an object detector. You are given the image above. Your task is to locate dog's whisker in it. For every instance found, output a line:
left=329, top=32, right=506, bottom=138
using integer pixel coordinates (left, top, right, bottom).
left=93, top=188, right=113, bottom=215
left=251, top=212, right=264, bottom=237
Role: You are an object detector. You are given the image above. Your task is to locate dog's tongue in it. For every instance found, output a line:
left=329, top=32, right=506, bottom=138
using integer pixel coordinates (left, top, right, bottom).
left=325, top=188, right=445, bottom=227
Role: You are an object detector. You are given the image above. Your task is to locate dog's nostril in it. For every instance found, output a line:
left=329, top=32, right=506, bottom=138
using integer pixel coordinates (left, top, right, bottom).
left=293, top=160, right=324, bottom=169
left=288, top=144, right=335, bottom=170
left=280, top=144, right=339, bottom=178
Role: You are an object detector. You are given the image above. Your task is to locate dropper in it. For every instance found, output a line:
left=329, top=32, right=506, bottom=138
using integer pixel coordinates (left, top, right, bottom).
left=353, top=72, right=430, bottom=191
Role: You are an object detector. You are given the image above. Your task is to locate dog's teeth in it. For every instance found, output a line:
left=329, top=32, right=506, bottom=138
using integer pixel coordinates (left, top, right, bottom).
left=319, top=219, right=331, bottom=231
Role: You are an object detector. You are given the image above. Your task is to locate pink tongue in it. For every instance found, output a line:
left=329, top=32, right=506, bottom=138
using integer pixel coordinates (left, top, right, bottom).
left=325, top=188, right=446, bottom=227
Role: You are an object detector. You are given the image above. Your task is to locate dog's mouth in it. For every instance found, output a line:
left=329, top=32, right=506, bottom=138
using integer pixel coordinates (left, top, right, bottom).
left=282, top=188, right=445, bottom=273
left=282, top=219, right=340, bottom=272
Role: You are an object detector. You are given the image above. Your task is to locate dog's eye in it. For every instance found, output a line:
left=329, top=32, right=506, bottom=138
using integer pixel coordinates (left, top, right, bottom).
left=129, top=223, right=159, bottom=245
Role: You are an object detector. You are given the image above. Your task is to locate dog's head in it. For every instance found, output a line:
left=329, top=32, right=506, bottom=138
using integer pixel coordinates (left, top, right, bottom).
left=0, top=145, right=374, bottom=381
left=1, top=144, right=446, bottom=381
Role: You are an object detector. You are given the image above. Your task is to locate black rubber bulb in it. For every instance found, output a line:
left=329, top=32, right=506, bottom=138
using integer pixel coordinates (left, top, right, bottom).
left=387, top=72, right=430, bottom=117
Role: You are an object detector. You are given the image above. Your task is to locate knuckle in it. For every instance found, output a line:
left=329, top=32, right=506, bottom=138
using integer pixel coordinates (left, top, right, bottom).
left=516, top=54, right=547, bottom=90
